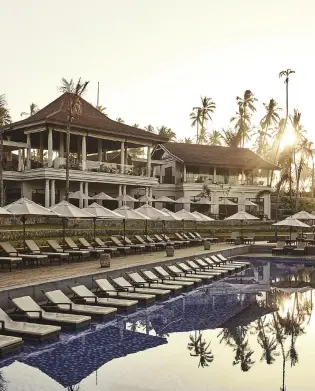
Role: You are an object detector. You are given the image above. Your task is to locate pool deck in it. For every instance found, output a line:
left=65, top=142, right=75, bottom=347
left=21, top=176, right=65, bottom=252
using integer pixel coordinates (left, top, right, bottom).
left=0, top=244, right=249, bottom=311
left=0, top=243, right=245, bottom=290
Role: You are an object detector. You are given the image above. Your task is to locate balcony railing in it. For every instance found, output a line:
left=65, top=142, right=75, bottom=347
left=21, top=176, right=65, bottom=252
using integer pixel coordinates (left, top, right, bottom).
left=53, top=157, right=152, bottom=176
left=184, top=173, right=268, bottom=186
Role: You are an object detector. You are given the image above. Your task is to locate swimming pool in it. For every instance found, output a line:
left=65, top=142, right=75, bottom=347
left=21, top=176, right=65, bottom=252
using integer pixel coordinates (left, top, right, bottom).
left=1, top=261, right=314, bottom=391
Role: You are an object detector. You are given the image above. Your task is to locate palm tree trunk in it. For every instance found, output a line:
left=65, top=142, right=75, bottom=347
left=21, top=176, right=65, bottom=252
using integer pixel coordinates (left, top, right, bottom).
left=0, top=132, right=3, bottom=206
left=295, top=166, right=301, bottom=211
left=65, top=122, right=71, bottom=201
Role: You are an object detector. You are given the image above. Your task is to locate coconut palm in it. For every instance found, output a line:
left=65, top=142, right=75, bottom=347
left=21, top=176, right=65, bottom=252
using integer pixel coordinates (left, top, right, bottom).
left=190, top=107, right=202, bottom=142
left=221, top=128, right=240, bottom=147
left=96, top=105, right=107, bottom=114
left=188, top=331, right=214, bottom=368
left=58, top=78, right=89, bottom=201
left=184, top=137, right=193, bottom=143
left=20, top=102, right=39, bottom=117
left=144, top=124, right=155, bottom=132
left=279, top=69, right=295, bottom=120
left=270, top=118, right=286, bottom=185
left=157, top=126, right=176, bottom=141
left=260, top=99, right=281, bottom=148
left=294, top=137, right=313, bottom=209
left=231, top=90, right=257, bottom=147
left=253, top=127, right=272, bottom=157
left=0, top=94, right=11, bottom=207
left=190, top=97, right=216, bottom=144
left=207, top=130, right=222, bottom=146
left=116, top=117, right=124, bottom=123
left=132, top=123, right=140, bottom=128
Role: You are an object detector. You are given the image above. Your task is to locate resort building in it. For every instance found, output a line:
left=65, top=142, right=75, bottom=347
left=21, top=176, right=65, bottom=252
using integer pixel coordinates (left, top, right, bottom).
left=1, top=93, right=167, bottom=207
left=150, top=143, right=278, bottom=218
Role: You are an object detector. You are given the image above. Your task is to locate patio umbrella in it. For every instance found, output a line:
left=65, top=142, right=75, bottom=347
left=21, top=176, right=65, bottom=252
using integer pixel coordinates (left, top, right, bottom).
left=219, top=199, right=237, bottom=205
left=135, top=204, right=169, bottom=238
left=138, top=195, right=155, bottom=203
left=272, top=217, right=310, bottom=240
left=155, top=196, right=175, bottom=203
left=0, top=207, right=12, bottom=216
left=50, top=201, right=94, bottom=251
left=83, top=202, right=123, bottom=239
left=225, top=211, right=259, bottom=237
left=116, top=194, right=137, bottom=203
left=160, top=208, right=181, bottom=234
left=192, top=211, right=215, bottom=221
left=174, top=208, right=198, bottom=232
left=245, top=200, right=258, bottom=207
left=114, top=205, right=150, bottom=241
left=291, top=211, right=314, bottom=220
left=174, top=197, right=194, bottom=204
left=5, top=198, right=57, bottom=248
left=92, top=192, right=115, bottom=201
left=69, top=191, right=92, bottom=200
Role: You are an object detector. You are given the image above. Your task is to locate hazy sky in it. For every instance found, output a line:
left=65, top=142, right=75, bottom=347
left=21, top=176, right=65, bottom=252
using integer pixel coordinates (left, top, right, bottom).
left=2, top=0, right=315, bottom=142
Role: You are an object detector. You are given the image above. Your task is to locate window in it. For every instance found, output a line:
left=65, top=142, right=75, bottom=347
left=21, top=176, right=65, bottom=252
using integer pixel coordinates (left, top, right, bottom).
left=164, top=167, right=174, bottom=184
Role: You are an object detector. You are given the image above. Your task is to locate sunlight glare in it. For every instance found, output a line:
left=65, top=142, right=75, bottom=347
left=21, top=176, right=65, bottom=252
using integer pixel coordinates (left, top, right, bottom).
left=280, top=123, right=296, bottom=150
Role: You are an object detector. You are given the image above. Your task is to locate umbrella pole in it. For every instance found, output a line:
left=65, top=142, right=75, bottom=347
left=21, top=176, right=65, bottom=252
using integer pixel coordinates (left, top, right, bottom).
left=183, top=219, right=185, bottom=233
left=63, top=218, right=66, bottom=253
left=22, top=216, right=26, bottom=250
left=94, top=218, right=96, bottom=240
left=163, top=220, right=165, bottom=235
left=145, top=219, right=148, bottom=239
left=124, top=219, right=126, bottom=242
left=290, top=226, right=292, bottom=241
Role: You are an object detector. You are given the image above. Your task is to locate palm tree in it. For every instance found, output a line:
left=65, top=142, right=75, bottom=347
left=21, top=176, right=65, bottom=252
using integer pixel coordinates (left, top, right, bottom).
left=256, top=317, right=278, bottom=365
left=221, top=128, right=240, bottom=147
left=260, top=99, right=281, bottom=148
left=254, top=127, right=272, bottom=157
left=157, top=126, right=176, bottom=141
left=191, top=97, right=216, bottom=144
left=58, top=78, right=89, bottom=201
left=144, top=124, right=155, bottom=132
left=207, top=130, right=221, bottom=146
left=132, top=123, right=140, bottom=128
left=116, top=117, right=124, bottom=123
left=188, top=331, right=214, bottom=368
left=270, top=118, right=286, bottom=185
left=231, top=90, right=257, bottom=147
left=279, top=69, right=295, bottom=121
left=96, top=105, right=107, bottom=114
left=184, top=137, right=193, bottom=144
left=0, top=94, right=11, bottom=207
left=20, top=102, right=39, bottom=117
left=294, top=137, right=312, bottom=210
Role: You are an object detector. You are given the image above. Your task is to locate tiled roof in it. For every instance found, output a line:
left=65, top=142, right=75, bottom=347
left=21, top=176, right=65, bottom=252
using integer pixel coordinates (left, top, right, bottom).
left=160, top=142, right=278, bottom=170
left=3, top=93, right=167, bottom=143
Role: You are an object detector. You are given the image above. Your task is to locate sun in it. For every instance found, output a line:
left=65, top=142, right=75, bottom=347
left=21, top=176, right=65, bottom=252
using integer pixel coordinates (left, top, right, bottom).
left=280, top=123, right=296, bottom=150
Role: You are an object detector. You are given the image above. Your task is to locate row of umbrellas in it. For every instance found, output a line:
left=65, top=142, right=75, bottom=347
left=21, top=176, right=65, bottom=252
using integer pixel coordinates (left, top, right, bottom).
left=69, top=191, right=259, bottom=207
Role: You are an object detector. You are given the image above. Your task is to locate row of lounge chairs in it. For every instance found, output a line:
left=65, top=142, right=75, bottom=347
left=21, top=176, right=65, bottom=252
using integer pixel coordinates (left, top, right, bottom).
left=0, top=253, right=250, bottom=356
left=0, top=232, right=214, bottom=271
left=272, top=241, right=307, bottom=255
left=226, top=232, right=255, bottom=244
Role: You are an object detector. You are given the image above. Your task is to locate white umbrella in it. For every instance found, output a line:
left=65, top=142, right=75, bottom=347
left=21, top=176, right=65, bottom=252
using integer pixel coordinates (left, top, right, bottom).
left=219, top=199, right=237, bottom=206
left=114, top=205, right=150, bottom=240
left=225, top=211, right=259, bottom=237
left=135, top=204, right=169, bottom=237
left=291, top=211, right=314, bottom=220
left=69, top=191, right=92, bottom=200
left=0, top=207, right=12, bottom=216
left=83, top=202, right=123, bottom=239
left=5, top=198, right=57, bottom=247
left=92, top=192, right=115, bottom=201
left=192, top=211, right=215, bottom=221
left=50, top=201, right=94, bottom=250
left=272, top=216, right=310, bottom=240
left=138, top=195, right=155, bottom=203
left=135, top=204, right=169, bottom=220
left=155, top=196, right=175, bottom=203
left=194, top=198, right=215, bottom=205
left=161, top=208, right=181, bottom=220
left=175, top=209, right=198, bottom=220
left=116, top=194, right=137, bottom=203
left=225, top=211, right=259, bottom=221
left=175, top=197, right=194, bottom=204
left=245, top=200, right=258, bottom=207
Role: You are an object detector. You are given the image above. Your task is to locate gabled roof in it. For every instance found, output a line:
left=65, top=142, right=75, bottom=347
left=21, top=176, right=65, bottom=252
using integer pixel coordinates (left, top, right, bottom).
left=154, top=142, right=278, bottom=170
left=2, top=93, right=167, bottom=143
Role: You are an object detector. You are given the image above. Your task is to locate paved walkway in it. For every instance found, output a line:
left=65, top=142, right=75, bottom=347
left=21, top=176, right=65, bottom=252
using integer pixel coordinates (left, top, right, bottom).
left=0, top=244, right=236, bottom=289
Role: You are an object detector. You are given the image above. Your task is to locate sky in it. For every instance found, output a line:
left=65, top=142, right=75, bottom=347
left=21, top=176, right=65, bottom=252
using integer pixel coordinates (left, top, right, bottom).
left=1, top=0, right=315, bottom=143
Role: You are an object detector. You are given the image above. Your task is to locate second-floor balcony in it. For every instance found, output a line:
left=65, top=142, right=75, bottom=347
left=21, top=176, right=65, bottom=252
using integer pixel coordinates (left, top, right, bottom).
left=184, top=173, right=268, bottom=187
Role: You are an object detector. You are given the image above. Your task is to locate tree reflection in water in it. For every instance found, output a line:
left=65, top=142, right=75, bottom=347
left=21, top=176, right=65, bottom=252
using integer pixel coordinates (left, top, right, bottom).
left=187, top=330, right=214, bottom=368
left=218, top=326, right=255, bottom=372
left=0, top=372, right=7, bottom=391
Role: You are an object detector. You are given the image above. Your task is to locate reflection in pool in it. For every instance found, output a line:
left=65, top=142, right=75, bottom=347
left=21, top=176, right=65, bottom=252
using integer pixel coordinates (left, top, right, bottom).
left=0, top=261, right=315, bottom=391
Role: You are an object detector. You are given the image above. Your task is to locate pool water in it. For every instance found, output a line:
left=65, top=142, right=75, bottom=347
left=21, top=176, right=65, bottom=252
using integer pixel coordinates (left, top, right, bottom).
left=1, top=262, right=315, bottom=391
